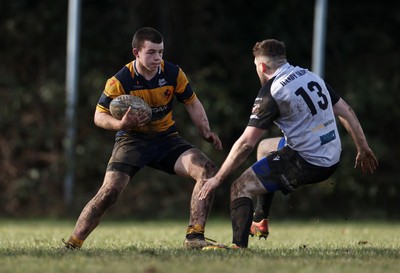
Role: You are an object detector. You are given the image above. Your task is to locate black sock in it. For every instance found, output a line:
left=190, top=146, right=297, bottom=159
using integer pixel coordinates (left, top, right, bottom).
left=253, top=192, right=274, bottom=222
left=231, top=197, right=253, bottom=248
left=186, top=233, right=204, bottom=240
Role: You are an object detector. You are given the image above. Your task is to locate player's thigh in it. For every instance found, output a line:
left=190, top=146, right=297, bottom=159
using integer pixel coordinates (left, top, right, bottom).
left=231, top=168, right=267, bottom=199
left=174, top=148, right=218, bottom=180
left=257, top=137, right=283, bottom=159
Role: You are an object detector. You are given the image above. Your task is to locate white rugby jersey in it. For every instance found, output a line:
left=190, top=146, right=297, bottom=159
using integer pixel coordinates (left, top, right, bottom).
left=248, top=63, right=341, bottom=167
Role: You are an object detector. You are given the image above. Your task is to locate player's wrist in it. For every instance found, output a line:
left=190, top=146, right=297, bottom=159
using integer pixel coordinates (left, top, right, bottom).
left=201, top=130, right=213, bottom=140
left=214, top=174, right=224, bottom=185
left=201, top=128, right=211, bottom=135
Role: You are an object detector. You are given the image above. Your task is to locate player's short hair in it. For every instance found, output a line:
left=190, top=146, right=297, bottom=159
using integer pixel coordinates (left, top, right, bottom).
left=132, top=27, right=163, bottom=49
left=253, top=39, right=287, bottom=69
left=253, top=39, right=286, bottom=58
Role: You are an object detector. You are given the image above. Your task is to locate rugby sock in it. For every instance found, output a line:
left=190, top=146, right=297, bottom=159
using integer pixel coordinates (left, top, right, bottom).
left=253, top=192, right=275, bottom=222
left=64, top=235, right=84, bottom=249
left=231, top=197, right=253, bottom=248
left=185, top=224, right=205, bottom=239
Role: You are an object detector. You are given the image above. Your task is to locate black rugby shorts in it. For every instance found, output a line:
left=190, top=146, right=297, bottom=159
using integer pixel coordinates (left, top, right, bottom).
left=251, top=146, right=339, bottom=194
left=106, top=133, right=194, bottom=177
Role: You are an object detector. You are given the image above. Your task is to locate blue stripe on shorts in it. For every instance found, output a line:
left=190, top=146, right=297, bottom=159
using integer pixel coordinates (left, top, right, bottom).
left=251, top=157, right=281, bottom=192
left=277, top=137, right=286, bottom=150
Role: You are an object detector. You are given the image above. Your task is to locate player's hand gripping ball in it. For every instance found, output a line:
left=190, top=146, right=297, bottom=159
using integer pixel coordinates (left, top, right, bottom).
left=110, top=95, right=152, bottom=124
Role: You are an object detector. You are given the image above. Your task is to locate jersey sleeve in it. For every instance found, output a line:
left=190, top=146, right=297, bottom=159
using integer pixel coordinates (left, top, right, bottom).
left=325, top=83, right=341, bottom=105
left=174, top=68, right=197, bottom=104
left=96, top=76, right=126, bottom=113
left=247, top=85, right=279, bottom=129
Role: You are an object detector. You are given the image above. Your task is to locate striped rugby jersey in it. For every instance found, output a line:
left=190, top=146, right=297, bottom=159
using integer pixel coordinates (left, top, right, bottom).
left=97, top=60, right=197, bottom=136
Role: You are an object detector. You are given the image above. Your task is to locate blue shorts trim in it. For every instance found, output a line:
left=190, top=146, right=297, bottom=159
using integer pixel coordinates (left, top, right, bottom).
left=251, top=146, right=339, bottom=194
left=251, top=157, right=282, bottom=192
left=277, top=137, right=286, bottom=150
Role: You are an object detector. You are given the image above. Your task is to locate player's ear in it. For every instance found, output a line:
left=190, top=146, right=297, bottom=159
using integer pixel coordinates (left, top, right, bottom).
left=261, top=62, right=268, bottom=73
left=133, top=48, right=139, bottom=58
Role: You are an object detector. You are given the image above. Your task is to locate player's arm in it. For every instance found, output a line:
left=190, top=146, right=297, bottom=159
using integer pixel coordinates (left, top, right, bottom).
left=184, top=98, right=223, bottom=150
left=94, top=109, right=122, bottom=130
left=333, top=98, right=378, bottom=173
left=216, top=126, right=265, bottom=181
left=94, top=107, right=148, bottom=131
left=198, top=126, right=265, bottom=200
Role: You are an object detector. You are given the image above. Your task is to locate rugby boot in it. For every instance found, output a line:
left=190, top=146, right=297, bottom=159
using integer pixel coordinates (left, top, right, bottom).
left=202, top=243, right=243, bottom=251
left=183, top=224, right=223, bottom=249
left=62, top=235, right=83, bottom=250
left=249, top=219, right=269, bottom=240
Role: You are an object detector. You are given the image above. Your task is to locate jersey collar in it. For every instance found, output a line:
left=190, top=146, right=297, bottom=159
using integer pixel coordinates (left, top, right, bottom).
left=133, top=60, right=161, bottom=77
left=273, top=62, right=291, bottom=78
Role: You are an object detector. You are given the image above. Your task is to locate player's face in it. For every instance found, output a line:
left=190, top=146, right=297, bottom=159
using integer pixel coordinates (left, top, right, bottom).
left=134, top=41, right=164, bottom=72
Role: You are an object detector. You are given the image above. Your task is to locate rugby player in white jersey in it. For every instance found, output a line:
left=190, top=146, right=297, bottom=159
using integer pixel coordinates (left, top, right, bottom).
left=198, top=39, right=378, bottom=249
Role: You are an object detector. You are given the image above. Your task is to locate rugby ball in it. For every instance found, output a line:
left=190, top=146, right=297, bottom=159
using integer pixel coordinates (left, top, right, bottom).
left=109, top=95, right=152, bottom=123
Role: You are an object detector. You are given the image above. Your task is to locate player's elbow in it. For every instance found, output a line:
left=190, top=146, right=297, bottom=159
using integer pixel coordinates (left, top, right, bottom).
left=238, top=142, right=255, bottom=155
left=93, top=112, right=101, bottom=127
left=94, top=110, right=106, bottom=128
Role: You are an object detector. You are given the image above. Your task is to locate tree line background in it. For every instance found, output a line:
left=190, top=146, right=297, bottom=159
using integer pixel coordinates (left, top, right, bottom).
left=0, top=0, right=399, bottom=220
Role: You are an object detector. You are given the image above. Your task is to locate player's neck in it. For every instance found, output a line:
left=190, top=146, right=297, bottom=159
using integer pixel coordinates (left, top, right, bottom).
left=134, top=61, right=158, bottom=81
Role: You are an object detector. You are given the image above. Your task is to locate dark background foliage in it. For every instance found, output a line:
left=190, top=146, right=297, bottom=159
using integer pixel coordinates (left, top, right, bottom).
left=0, top=0, right=398, bottom=220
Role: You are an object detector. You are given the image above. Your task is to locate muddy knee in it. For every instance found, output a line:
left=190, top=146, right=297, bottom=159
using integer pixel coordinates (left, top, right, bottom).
left=230, top=169, right=263, bottom=200
left=93, top=187, right=120, bottom=212
left=190, top=153, right=218, bottom=180
left=203, top=161, right=218, bottom=179
left=230, top=179, right=248, bottom=200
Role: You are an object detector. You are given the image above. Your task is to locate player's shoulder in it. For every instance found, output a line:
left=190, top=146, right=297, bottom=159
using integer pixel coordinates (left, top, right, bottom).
left=114, top=62, right=134, bottom=80
left=260, top=78, right=275, bottom=95
left=162, top=60, right=181, bottom=75
left=161, top=60, right=185, bottom=86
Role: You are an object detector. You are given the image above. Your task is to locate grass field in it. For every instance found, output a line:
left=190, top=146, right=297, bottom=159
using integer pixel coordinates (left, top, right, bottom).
left=0, top=218, right=399, bottom=273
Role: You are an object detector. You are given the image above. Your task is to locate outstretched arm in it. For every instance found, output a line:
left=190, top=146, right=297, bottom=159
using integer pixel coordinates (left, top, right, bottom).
left=184, top=98, right=223, bottom=150
left=198, top=126, right=265, bottom=199
left=333, top=98, right=378, bottom=173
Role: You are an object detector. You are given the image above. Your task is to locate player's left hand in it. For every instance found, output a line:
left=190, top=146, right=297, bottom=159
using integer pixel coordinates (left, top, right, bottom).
left=203, top=131, right=223, bottom=150
left=355, top=147, right=378, bottom=174
left=120, top=106, right=149, bottom=128
left=198, top=177, right=221, bottom=200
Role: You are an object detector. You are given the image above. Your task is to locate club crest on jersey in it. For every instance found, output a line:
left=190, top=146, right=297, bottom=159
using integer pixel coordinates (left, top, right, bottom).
left=158, top=78, right=167, bottom=87
left=164, top=89, right=172, bottom=99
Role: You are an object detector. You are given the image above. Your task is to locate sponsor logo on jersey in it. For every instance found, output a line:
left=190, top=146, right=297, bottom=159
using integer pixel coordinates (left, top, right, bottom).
left=152, top=105, right=169, bottom=113
left=279, top=69, right=307, bottom=87
left=319, top=130, right=336, bottom=145
left=311, top=119, right=335, bottom=132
